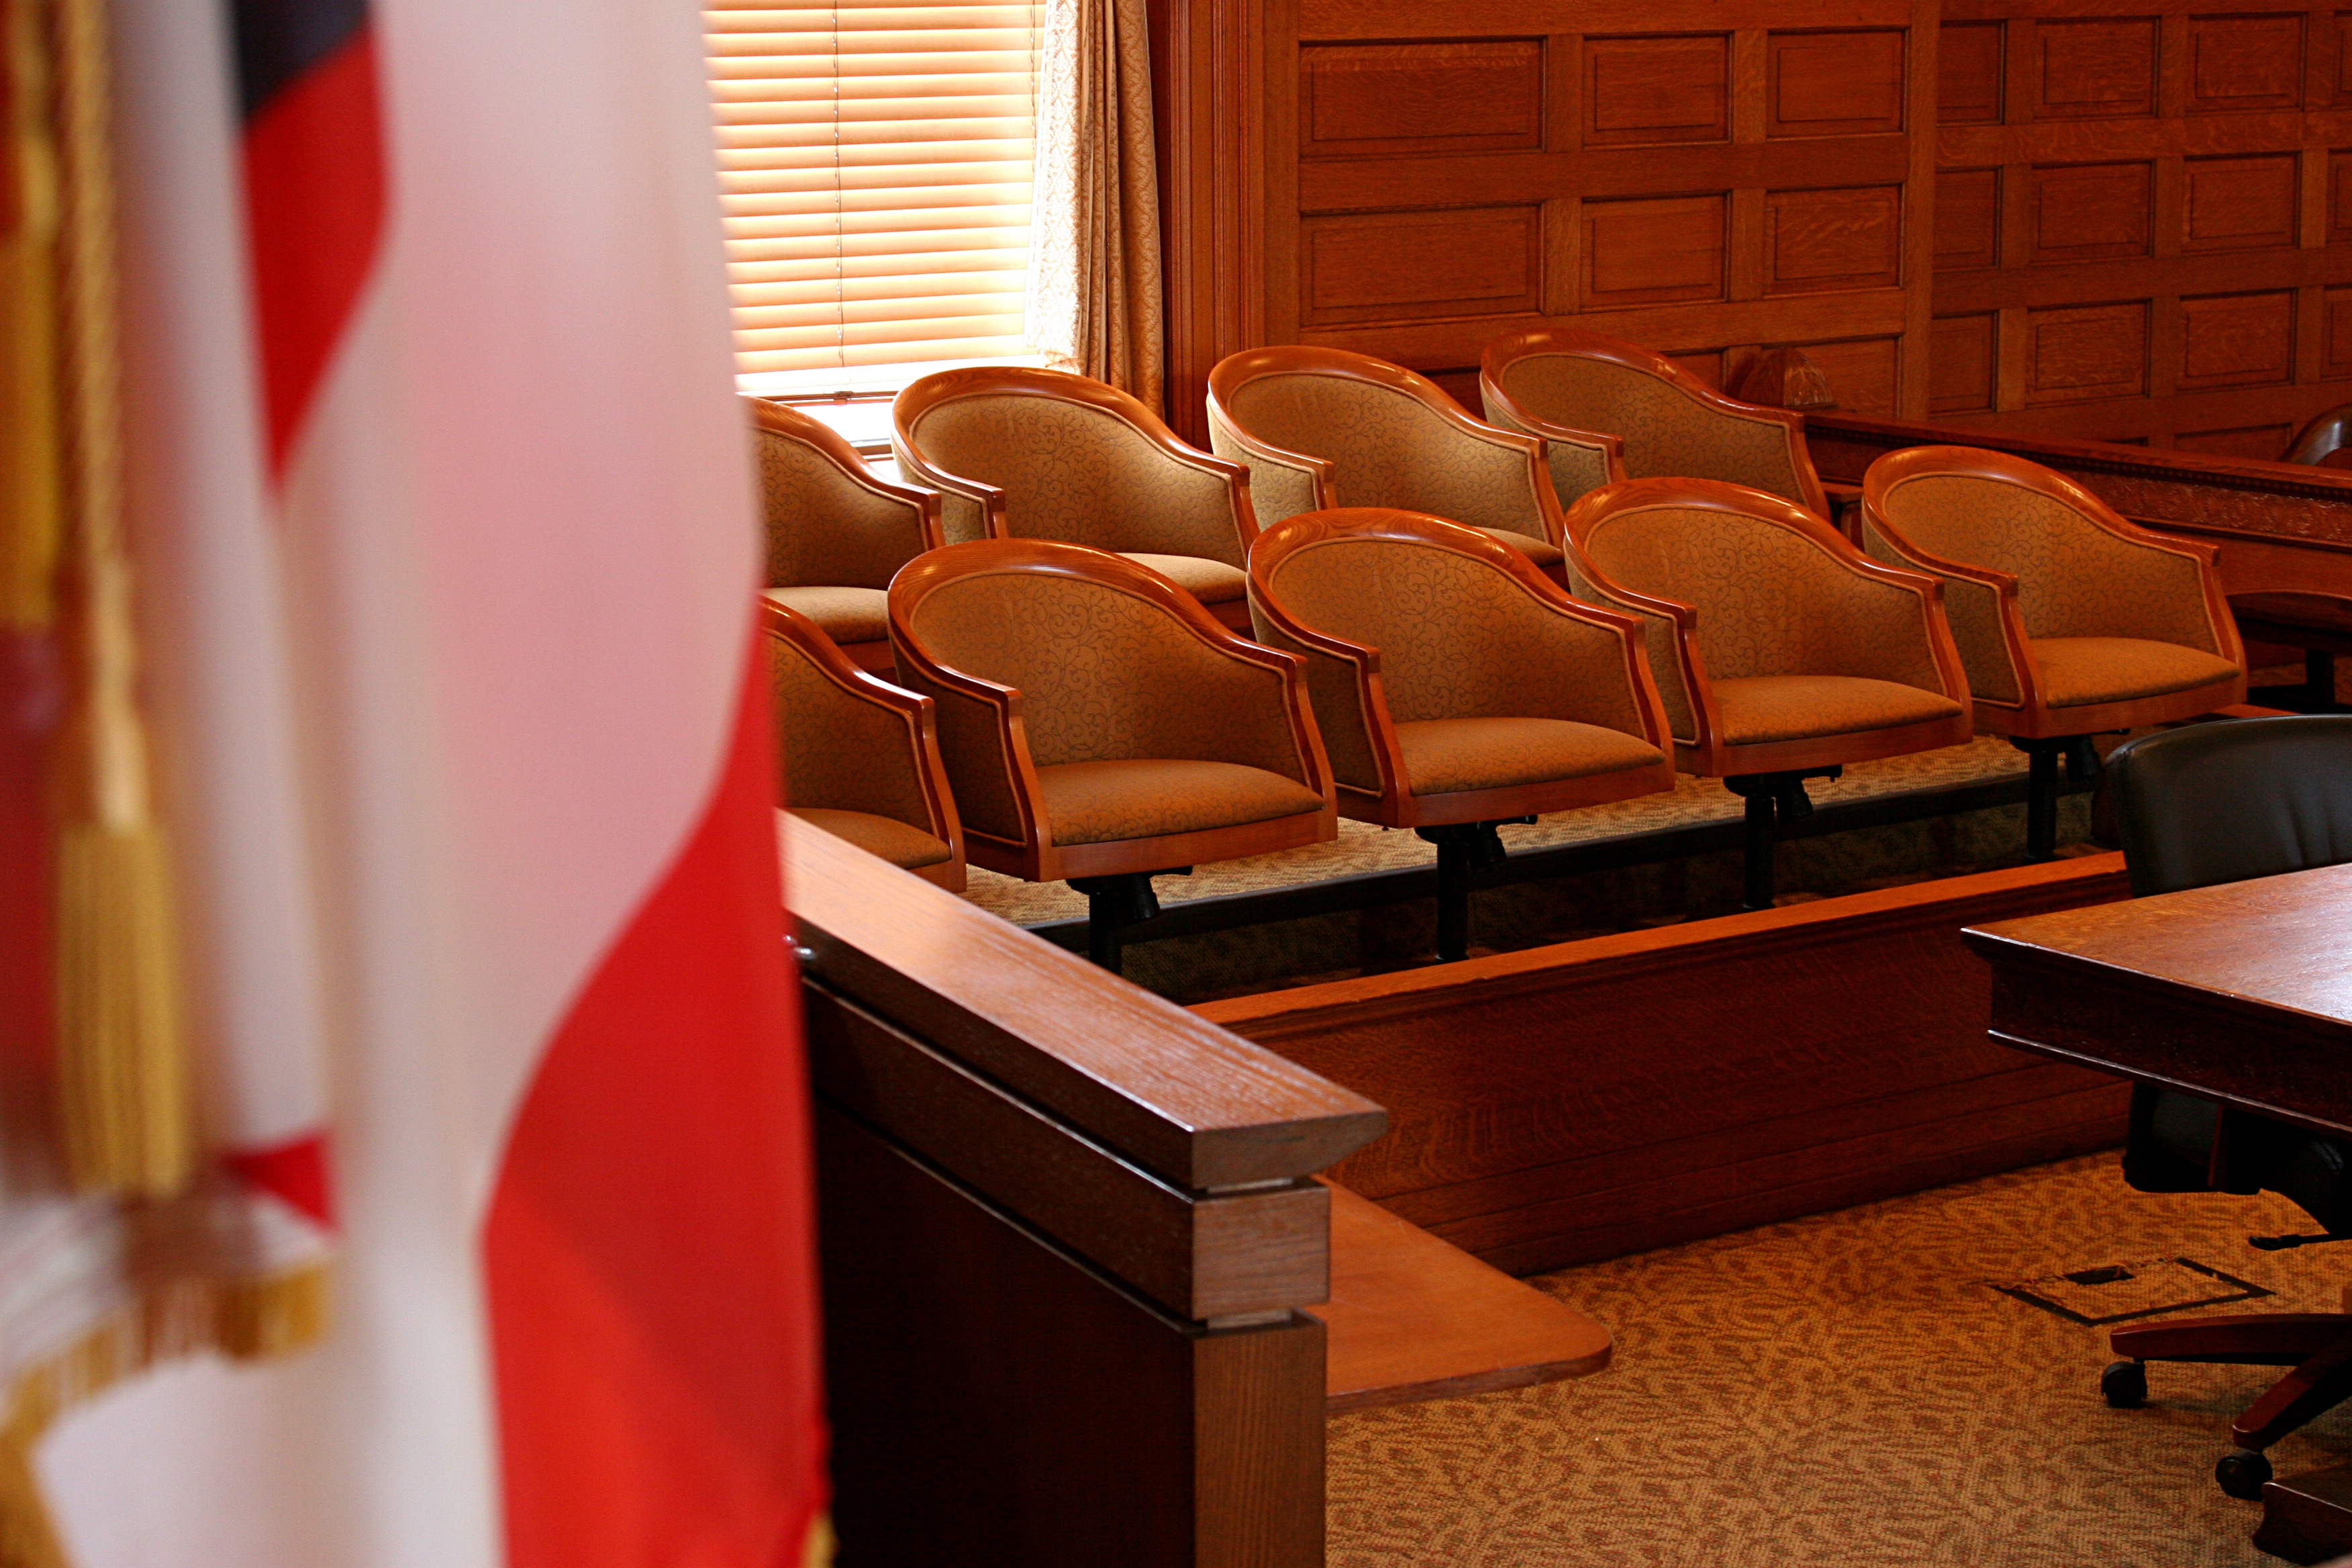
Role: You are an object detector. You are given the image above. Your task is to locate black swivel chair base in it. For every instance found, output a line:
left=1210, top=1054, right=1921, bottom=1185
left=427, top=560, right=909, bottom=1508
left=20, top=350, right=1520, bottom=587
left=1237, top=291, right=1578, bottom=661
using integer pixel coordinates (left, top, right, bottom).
left=2009, top=734, right=2104, bottom=860
left=1723, top=768, right=1841, bottom=912
left=1415, top=818, right=1533, bottom=963
left=1069, top=869, right=1187, bottom=974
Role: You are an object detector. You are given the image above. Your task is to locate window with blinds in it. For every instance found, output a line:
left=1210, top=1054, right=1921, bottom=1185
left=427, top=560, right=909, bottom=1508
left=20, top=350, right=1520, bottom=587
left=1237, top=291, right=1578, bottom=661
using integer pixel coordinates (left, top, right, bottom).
left=704, top=2, right=1043, bottom=389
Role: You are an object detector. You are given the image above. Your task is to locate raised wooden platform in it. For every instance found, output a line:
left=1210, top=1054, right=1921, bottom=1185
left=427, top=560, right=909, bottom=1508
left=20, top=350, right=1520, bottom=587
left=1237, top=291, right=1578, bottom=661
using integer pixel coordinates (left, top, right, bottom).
left=1201, top=854, right=2136, bottom=1277
left=1320, top=1181, right=1610, bottom=1415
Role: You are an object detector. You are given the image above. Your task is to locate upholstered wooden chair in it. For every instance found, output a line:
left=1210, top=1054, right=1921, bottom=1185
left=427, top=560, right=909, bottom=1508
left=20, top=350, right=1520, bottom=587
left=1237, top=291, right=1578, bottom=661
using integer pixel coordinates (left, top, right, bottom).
left=765, top=598, right=965, bottom=890
left=1248, top=508, right=1675, bottom=960
left=1562, top=477, right=1973, bottom=908
left=752, top=397, right=943, bottom=672
left=1861, top=446, right=2246, bottom=858
left=1205, top=345, right=1610, bottom=581
left=1479, top=328, right=1832, bottom=518
left=887, top=539, right=1336, bottom=971
left=889, top=366, right=1262, bottom=630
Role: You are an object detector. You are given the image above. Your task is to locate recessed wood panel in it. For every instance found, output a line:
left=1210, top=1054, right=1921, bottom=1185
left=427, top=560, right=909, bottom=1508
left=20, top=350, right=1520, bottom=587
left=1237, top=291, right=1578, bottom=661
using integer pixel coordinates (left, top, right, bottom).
left=2339, top=12, right=2352, bottom=105
left=1936, top=168, right=2000, bottom=271
left=2030, top=162, right=2153, bottom=264
left=2175, top=424, right=2294, bottom=460
left=1764, top=186, right=1902, bottom=296
left=2026, top=301, right=2149, bottom=403
left=1301, top=42, right=1545, bottom=158
left=2331, top=150, right=2352, bottom=244
left=1669, top=350, right=1724, bottom=389
left=1767, top=30, right=1905, bottom=139
left=2184, top=13, right=2304, bottom=114
left=1930, top=314, right=1996, bottom=414
left=1581, top=194, right=1728, bottom=308
left=2182, top=154, right=2298, bottom=252
left=2178, top=290, right=2295, bottom=391
left=2328, top=287, right=2352, bottom=377
left=2034, top=18, right=2158, bottom=120
left=1301, top=207, right=1540, bottom=326
left=1584, top=35, right=1728, bottom=148
left=1794, top=337, right=1899, bottom=415
left=1939, top=22, right=2004, bottom=124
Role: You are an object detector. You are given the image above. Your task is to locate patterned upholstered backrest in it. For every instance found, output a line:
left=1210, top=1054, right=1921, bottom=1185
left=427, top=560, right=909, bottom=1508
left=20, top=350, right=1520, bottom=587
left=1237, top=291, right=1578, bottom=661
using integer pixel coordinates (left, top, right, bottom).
left=907, top=395, right=1244, bottom=565
left=1581, top=506, right=1941, bottom=687
left=904, top=571, right=1305, bottom=777
left=766, top=632, right=932, bottom=826
left=1875, top=473, right=2216, bottom=650
left=755, top=422, right=929, bottom=590
left=1498, top=354, right=1806, bottom=504
left=1222, top=374, right=1546, bottom=540
left=1265, top=538, right=1638, bottom=730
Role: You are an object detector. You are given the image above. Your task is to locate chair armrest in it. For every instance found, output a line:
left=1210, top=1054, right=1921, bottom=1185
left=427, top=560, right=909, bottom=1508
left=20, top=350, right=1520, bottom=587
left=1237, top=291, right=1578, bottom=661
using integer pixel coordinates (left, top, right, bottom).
left=2061, top=508, right=2243, bottom=663
left=1110, top=426, right=1265, bottom=563
left=885, top=639, right=1040, bottom=849
left=1207, top=400, right=1333, bottom=528
left=1797, top=521, right=1975, bottom=702
left=1859, top=507, right=2028, bottom=707
left=1478, top=397, right=1630, bottom=513
left=889, top=434, right=1009, bottom=546
left=1561, top=542, right=1706, bottom=746
left=1157, top=615, right=1338, bottom=801
left=1246, top=587, right=1402, bottom=799
left=1407, top=398, right=1571, bottom=548
left=1514, top=590, right=1677, bottom=748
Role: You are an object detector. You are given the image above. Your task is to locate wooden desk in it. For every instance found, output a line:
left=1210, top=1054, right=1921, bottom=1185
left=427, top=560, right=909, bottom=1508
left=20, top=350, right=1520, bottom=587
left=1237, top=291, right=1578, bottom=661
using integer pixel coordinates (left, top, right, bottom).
left=1965, top=861, right=2352, bottom=1140
left=1965, top=864, right=2352, bottom=1564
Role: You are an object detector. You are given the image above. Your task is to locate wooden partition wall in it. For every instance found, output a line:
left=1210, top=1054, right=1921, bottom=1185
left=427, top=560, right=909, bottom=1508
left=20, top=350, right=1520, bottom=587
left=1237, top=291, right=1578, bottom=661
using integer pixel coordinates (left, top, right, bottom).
left=1153, top=0, right=2352, bottom=458
left=787, top=819, right=1385, bottom=1566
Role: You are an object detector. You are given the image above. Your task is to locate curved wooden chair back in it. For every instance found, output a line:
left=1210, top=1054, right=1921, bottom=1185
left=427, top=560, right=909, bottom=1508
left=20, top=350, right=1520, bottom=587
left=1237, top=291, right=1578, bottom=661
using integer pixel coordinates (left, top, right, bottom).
left=1204, top=345, right=1585, bottom=547
left=890, top=366, right=1257, bottom=562
left=885, top=539, right=1334, bottom=881
left=1481, top=328, right=1828, bottom=517
left=750, top=397, right=942, bottom=587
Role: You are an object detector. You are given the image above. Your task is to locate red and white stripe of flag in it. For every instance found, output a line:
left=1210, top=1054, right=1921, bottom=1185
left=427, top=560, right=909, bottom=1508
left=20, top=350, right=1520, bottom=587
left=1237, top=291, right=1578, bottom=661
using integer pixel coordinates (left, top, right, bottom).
left=37, top=1, right=826, bottom=1563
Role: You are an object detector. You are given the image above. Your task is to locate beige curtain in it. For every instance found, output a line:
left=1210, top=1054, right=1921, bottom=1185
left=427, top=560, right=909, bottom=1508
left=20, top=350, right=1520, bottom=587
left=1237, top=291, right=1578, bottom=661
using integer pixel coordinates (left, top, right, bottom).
left=1025, top=0, right=1165, bottom=413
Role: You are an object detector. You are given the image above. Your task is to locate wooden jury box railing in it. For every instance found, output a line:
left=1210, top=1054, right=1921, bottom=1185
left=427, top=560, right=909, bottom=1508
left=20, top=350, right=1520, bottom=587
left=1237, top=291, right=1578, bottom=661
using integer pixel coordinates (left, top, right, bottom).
left=782, top=817, right=1385, bottom=1568
left=1806, top=410, right=2352, bottom=603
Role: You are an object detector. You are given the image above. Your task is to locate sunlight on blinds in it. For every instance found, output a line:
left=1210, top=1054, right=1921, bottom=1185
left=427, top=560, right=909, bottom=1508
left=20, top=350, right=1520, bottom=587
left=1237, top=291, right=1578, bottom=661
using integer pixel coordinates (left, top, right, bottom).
left=704, top=2, right=1042, bottom=379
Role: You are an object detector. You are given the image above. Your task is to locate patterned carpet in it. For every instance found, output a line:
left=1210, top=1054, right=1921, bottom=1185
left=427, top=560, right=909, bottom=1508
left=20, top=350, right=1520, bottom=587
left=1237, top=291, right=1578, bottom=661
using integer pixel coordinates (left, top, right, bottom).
left=1328, top=1155, right=2352, bottom=1567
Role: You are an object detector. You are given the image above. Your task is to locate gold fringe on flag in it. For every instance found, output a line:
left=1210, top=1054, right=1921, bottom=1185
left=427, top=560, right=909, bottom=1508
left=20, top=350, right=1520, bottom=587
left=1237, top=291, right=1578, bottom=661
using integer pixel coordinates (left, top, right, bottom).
left=0, top=1263, right=334, bottom=1568
left=8, top=0, right=193, bottom=1196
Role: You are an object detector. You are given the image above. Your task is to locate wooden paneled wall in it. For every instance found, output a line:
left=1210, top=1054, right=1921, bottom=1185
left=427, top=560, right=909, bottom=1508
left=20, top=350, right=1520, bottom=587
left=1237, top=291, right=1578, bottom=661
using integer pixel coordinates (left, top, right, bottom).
left=1929, top=1, right=2352, bottom=454
left=1153, top=0, right=2352, bottom=457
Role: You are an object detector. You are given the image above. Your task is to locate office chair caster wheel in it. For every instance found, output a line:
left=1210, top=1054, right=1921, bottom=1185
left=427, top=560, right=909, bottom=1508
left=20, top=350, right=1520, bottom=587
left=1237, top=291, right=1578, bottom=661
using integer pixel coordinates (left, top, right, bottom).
left=2100, top=1360, right=2147, bottom=1409
left=2216, top=1447, right=2273, bottom=1500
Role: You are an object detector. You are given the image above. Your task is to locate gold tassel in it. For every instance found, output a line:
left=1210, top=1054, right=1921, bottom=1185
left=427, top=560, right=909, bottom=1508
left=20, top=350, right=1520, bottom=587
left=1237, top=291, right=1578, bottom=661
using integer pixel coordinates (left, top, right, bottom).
left=0, top=0, right=61, bottom=630
left=41, top=0, right=193, bottom=1196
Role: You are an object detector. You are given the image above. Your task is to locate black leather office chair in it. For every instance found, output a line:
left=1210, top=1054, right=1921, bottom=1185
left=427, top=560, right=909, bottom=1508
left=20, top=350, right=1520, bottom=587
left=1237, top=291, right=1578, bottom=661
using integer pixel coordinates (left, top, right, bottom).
left=2101, top=715, right=2352, bottom=1499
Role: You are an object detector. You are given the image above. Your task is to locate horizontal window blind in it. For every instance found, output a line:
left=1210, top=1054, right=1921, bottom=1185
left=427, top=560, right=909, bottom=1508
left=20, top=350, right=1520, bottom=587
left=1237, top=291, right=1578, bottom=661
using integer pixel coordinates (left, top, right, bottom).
left=705, top=2, right=1041, bottom=379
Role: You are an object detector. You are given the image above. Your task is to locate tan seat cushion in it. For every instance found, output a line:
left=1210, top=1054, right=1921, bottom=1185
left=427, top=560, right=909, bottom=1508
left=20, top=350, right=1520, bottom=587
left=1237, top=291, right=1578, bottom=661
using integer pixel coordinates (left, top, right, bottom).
left=767, top=585, right=889, bottom=646
left=1472, top=527, right=1565, bottom=569
left=1120, top=552, right=1247, bottom=605
left=789, top=807, right=952, bottom=870
left=1393, top=717, right=1661, bottom=797
left=1711, top=675, right=1964, bottom=746
left=1036, top=758, right=1324, bottom=845
left=2029, top=636, right=2241, bottom=709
